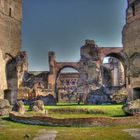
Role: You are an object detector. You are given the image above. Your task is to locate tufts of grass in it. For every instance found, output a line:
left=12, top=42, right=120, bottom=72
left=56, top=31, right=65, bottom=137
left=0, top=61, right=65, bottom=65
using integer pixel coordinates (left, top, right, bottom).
left=49, top=108, right=106, bottom=114
left=0, top=116, right=138, bottom=140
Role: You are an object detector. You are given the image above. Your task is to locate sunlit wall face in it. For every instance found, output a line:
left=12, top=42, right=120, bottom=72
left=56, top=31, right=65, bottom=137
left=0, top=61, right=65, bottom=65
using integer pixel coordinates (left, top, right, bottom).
left=22, top=0, right=127, bottom=71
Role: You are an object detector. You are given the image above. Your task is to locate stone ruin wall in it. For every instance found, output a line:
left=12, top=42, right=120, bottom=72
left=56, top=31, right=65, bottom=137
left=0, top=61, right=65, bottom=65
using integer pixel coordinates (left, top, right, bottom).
left=43, top=40, right=124, bottom=103
left=18, top=0, right=140, bottom=104
left=18, top=40, right=124, bottom=104
left=57, top=73, right=80, bottom=102
left=122, top=0, right=140, bottom=100
left=0, top=0, right=22, bottom=101
left=2, top=0, right=138, bottom=104
left=5, top=51, right=28, bottom=104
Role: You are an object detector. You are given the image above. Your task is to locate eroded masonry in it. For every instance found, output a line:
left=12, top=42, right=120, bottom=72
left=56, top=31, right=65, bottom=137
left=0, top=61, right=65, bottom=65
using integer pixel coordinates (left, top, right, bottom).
left=0, top=0, right=140, bottom=104
left=19, top=40, right=125, bottom=104
left=0, top=0, right=25, bottom=104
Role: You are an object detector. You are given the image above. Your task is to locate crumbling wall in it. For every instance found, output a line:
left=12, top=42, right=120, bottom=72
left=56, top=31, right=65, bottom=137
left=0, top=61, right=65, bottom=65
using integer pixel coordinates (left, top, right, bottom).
left=76, top=40, right=102, bottom=102
left=0, top=0, right=22, bottom=57
left=5, top=52, right=28, bottom=104
left=0, top=48, right=7, bottom=99
left=0, top=0, right=22, bottom=102
left=122, top=0, right=140, bottom=100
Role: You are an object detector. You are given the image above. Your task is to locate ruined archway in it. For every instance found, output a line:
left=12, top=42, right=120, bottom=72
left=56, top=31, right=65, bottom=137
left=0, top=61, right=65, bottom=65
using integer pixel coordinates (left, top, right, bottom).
left=101, top=51, right=127, bottom=87
left=5, top=58, right=18, bottom=104
left=105, top=52, right=126, bottom=67
left=55, top=65, right=80, bottom=102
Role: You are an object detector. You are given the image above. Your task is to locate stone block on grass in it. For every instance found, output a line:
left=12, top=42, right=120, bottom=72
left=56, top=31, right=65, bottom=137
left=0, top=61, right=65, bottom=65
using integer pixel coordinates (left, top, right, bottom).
left=122, top=99, right=140, bottom=115
left=0, top=99, right=11, bottom=116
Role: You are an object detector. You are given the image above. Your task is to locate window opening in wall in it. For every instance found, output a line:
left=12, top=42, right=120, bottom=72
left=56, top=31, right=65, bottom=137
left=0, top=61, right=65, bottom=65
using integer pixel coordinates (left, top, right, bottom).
left=9, top=8, right=12, bottom=17
left=132, top=3, right=135, bottom=16
left=128, top=77, right=130, bottom=85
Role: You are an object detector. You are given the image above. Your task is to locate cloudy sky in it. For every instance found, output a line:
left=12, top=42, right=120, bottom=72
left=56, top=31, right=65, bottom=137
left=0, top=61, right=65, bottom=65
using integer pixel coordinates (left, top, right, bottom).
left=22, top=0, right=127, bottom=71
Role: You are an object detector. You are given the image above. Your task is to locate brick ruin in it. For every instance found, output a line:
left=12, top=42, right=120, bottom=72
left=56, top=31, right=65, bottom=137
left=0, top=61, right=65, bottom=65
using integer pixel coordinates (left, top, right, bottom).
left=123, top=0, right=140, bottom=100
left=0, top=0, right=140, bottom=105
left=57, top=73, right=80, bottom=102
left=19, top=40, right=125, bottom=104
left=0, top=0, right=23, bottom=104
left=54, top=40, right=125, bottom=102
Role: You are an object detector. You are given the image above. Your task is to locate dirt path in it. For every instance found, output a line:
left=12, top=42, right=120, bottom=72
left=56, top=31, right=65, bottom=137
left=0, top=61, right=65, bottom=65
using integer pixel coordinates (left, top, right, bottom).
left=123, top=129, right=140, bottom=140
left=33, top=130, right=58, bottom=140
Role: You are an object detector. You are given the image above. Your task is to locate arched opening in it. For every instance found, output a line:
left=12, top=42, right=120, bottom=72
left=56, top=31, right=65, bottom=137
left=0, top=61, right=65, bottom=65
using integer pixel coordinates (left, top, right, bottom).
left=5, top=58, right=18, bottom=104
left=131, top=2, right=135, bottom=16
left=102, top=53, right=126, bottom=88
left=133, top=88, right=140, bottom=100
left=55, top=67, right=80, bottom=103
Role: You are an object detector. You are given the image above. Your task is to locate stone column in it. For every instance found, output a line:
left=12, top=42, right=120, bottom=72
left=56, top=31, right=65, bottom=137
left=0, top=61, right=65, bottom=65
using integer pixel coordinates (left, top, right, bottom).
left=113, top=65, right=119, bottom=86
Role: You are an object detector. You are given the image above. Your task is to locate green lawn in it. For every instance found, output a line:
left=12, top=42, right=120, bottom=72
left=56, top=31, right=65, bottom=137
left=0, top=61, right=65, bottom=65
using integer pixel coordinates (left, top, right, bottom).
left=26, top=103, right=126, bottom=118
left=1, top=104, right=138, bottom=140
left=47, top=104, right=125, bottom=118
left=0, top=116, right=139, bottom=140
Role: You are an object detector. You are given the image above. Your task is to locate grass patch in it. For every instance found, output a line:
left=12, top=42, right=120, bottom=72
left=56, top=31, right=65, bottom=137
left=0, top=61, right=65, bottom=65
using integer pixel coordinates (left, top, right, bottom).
left=25, top=104, right=126, bottom=118
left=0, top=104, right=138, bottom=140
left=49, top=108, right=105, bottom=114
left=46, top=104, right=126, bottom=118
left=0, top=116, right=139, bottom=140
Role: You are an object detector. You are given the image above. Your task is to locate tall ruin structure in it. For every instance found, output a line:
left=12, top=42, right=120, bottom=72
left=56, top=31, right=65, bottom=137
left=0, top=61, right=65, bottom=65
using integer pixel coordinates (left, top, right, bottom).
left=45, top=40, right=123, bottom=103
left=0, top=0, right=22, bottom=103
left=123, top=0, right=140, bottom=100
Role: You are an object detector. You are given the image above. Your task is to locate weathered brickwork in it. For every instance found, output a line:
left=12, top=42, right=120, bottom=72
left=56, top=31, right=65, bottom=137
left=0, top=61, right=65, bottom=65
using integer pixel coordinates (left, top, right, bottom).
left=123, top=0, right=140, bottom=100
left=2, top=0, right=140, bottom=104
left=57, top=73, right=80, bottom=102
left=47, top=40, right=124, bottom=103
left=0, top=0, right=22, bottom=57
left=20, top=42, right=124, bottom=104
left=0, top=0, right=22, bottom=100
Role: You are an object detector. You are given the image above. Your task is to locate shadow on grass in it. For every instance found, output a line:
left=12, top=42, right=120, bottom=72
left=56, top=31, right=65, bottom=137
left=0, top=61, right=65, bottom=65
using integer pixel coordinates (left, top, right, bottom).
left=112, top=114, right=129, bottom=118
left=2, top=116, right=12, bottom=122
left=56, top=103, right=123, bottom=107
left=57, top=104, right=85, bottom=107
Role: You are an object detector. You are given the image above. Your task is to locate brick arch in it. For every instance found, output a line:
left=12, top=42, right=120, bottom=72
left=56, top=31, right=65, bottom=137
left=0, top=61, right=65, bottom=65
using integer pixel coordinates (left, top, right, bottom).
left=106, top=52, right=126, bottom=66
left=55, top=62, right=80, bottom=101
left=106, top=52, right=128, bottom=85
left=99, top=50, right=127, bottom=68
left=98, top=47, right=128, bottom=87
left=56, top=62, right=79, bottom=75
left=98, top=47, right=128, bottom=72
left=98, top=47, right=123, bottom=62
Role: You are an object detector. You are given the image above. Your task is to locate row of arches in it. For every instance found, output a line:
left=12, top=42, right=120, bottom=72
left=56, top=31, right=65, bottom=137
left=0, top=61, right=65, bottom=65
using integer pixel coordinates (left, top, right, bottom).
left=54, top=52, right=128, bottom=103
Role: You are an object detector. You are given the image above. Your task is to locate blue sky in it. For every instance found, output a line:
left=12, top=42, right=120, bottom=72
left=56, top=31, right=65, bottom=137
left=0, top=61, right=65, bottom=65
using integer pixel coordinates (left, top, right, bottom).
left=22, top=0, right=127, bottom=71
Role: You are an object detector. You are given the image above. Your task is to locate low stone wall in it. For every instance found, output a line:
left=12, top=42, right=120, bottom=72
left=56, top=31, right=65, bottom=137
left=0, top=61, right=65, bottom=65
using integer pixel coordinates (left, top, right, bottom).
left=9, top=112, right=140, bottom=127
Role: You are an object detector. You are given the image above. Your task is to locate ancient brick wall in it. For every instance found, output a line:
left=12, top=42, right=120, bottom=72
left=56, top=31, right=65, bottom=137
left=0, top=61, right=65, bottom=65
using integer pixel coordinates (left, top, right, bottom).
left=122, top=0, right=140, bottom=99
left=0, top=0, right=22, bottom=57
left=0, top=48, right=7, bottom=98
left=57, top=73, right=80, bottom=102
left=0, top=0, right=22, bottom=101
